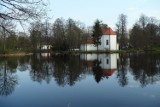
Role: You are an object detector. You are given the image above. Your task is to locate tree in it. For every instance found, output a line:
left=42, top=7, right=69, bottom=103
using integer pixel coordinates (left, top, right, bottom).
left=17, top=32, right=32, bottom=51
left=129, top=14, right=160, bottom=49
left=0, top=19, right=15, bottom=52
left=130, top=23, right=143, bottom=49
left=52, top=18, right=84, bottom=51
left=146, top=17, right=159, bottom=48
left=92, top=19, right=102, bottom=51
left=6, top=32, right=18, bottom=51
left=116, top=14, right=127, bottom=49
left=52, top=18, right=66, bottom=51
left=0, top=0, right=47, bottom=22
left=66, top=18, right=83, bottom=50
left=29, top=21, right=45, bottom=51
left=138, top=14, right=149, bottom=48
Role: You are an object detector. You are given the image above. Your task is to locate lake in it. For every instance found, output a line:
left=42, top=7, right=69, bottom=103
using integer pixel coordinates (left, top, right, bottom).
left=0, top=53, right=160, bottom=107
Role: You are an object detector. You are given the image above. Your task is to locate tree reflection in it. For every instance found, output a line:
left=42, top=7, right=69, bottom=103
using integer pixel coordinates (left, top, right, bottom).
left=30, top=53, right=53, bottom=84
left=18, top=56, right=31, bottom=71
left=0, top=60, right=18, bottom=96
left=92, top=59, right=103, bottom=83
left=0, top=52, right=159, bottom=95
left=29, top=54, right=84, bottom=86
left=130, top=53, right=160, bottom=87
left=53, top=55, right=84, bottom=86
left=117, top=54, right=128, bottom=87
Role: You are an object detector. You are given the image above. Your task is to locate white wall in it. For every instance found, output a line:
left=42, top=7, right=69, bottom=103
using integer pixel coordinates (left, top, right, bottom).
left=80, top=35, right=118, bottom=51
left=110, top=36, right=117, bottom=50
left=99, top=35, right=109, bottom=50
left=80, top=44, right=97, bottom=51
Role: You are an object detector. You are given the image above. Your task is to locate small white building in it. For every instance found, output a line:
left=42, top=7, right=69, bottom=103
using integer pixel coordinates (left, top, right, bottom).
left=41, top=45, right=52, bottom=50
left=80, top=27, right=119, bottom=51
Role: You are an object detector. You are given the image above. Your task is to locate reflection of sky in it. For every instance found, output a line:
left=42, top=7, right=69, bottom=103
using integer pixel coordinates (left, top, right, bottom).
left=1, top=53, right=160, bottom=107
left=1, top=69, right=160, bottom=107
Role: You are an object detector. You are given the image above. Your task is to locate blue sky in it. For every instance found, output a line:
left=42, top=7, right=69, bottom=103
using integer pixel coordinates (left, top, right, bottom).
left=49, top=0, right=160, bottom=29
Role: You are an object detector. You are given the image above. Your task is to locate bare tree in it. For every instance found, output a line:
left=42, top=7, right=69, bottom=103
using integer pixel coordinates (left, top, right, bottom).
left=129, top=23, right=143, bottom=49
left=130, top=14, right=160, bottom=49
left=29, top=21, right=44, bottom=51
left=52, top=18, right=66, bottom=51
left=0, top=0, right=47, bottom=21
left=146, top=17, right=158, bottom=48
left=66, top=18, right=82, bottom=50
left=0, top=0, right=48, bottom=34
left=116, top=14, right=128, bottom=49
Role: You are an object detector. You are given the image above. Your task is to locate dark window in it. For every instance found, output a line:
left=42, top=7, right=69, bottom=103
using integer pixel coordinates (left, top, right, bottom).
left=106, top=40, right=109, bottom=45
left=107, top=59, right=109, bottom=64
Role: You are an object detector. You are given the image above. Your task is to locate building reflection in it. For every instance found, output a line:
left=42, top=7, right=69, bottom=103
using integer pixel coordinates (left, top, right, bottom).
left=81, top=54, right=119, bottom=82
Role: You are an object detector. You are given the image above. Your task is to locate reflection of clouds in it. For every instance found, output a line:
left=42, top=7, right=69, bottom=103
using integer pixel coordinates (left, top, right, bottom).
left=127, top=81, right=140, bottom=88
left=143, top=92, right=156, bottom=99
left=17, top=64, right=31, bottom=72
left=151, top=94, right=156, bottom=98
left=155, top=81, right=160, bottom=84
left=126, top=72, right=140, bottom=88
left=127, top=84, right=139, bottom=88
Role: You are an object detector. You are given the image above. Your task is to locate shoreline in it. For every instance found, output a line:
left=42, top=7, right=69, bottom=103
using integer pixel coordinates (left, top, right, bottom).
left=0, top=52, right=33, bottom=57
left=1, top=49, right=160, bottom=56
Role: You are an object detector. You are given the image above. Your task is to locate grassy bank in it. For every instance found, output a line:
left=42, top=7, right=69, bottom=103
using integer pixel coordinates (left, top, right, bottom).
left=51, top=48, right=160, bottom=55
left=0, top=51, right=33, bottom=57
left=1, top=48, right=160, bottom=56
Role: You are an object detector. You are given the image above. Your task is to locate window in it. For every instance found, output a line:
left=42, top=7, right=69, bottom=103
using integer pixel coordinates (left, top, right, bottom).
left=106, top=40, right=109, bottom=45
left=107, top=59, right=109, bottom=64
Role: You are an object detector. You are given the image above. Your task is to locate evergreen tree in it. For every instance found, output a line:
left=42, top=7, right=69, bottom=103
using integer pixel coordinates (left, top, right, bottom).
left=92, top=20, right=102, bottom=51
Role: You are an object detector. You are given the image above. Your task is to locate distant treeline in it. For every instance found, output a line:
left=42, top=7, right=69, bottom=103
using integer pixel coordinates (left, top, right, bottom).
left=0, top=14, right=160, bottom=53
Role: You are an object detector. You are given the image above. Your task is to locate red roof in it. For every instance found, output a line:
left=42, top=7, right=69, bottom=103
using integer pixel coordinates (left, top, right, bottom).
left=102, top=69, right=116, bottom=76
left=102, top=27, right=116, bottom=35
left=82, top=27, right=116, bottom=44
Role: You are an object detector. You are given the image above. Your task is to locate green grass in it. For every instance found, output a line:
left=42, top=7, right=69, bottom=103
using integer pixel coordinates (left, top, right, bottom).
left=1, top=46, right=160, bottom=56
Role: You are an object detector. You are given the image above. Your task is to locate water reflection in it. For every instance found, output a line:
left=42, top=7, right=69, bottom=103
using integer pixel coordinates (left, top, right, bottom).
left=130, top=53, right=160, bottom=87
left=0, top=57, right=18, bottom=96
left=0, top=53, right=160, bottom=96
left=117, top=54, right=129, bottom=87
left=81, top=54, right=118, bottom=83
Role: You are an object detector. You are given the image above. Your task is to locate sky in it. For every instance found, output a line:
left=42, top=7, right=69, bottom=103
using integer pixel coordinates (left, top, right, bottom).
left=48, top=0, right=160, bottom=30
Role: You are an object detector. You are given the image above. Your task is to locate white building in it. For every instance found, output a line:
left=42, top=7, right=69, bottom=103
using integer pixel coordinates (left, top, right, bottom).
left=41, top=45, right=52, bottom=50
left=80, top=27, right=119, bottom=51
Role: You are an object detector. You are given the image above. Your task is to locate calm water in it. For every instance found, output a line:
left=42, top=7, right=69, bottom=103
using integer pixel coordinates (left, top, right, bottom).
left=0, top=53, right=160, bottom=107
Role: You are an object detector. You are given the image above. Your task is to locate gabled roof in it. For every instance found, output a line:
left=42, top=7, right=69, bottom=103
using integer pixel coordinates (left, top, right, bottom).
left=82, top=27, right=116, bottom=44
left=102, top=27, right=116, bottom=35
